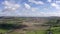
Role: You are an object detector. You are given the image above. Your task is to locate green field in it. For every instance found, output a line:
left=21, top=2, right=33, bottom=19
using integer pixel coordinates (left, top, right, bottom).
left=0, top=17, right=60, bottom=34
left=0, top=29, right=7, bottom=33
left=51, top=27, right=60, bottom=34
left=7, top=30, right=46, bottom=34
left=26, top=30, right=46, bottom=34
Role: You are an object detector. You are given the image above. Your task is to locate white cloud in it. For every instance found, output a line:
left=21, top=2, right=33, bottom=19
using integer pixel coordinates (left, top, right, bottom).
left=2, top=1, right=20, bottom=11
left=35, top=1, right=44, bottom=5
left=24, top=3, right=31, bottom=9
left=31, top=8, right=38, bottom=12
left=29, top=0, right=44, bottom=5
left=47, top=0, right=52, bottom=2
left=51, top=3, right=60, bottom=9
left=56, top=0, right=60, bottom=4
left=0, top=0, right=21, bottom=16
left=1, top=0, right=60, bottom=17
left=37, top=11, right=60, bottom=17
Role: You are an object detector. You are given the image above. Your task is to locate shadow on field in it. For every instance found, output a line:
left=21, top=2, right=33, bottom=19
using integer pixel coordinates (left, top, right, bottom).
left=0, top=24, right=28, bottom=30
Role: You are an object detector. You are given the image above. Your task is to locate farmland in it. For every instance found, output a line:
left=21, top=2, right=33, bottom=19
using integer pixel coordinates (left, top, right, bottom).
left=0, top=17, right=60, bottom=34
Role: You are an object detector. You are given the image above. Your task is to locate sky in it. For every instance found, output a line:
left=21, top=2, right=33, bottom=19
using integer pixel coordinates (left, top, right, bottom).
left=0, top=0, right=60, bottom=17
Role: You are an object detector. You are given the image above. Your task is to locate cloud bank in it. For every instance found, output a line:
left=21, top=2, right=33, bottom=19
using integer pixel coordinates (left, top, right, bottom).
left=0, top=0, right=60, bottom=17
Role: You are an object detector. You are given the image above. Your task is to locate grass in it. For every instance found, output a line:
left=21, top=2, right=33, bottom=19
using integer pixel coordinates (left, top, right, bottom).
left=26, top=30, right=46, bottom=34
left=51, top=27, right=60, bottom=34
left=8, top=30, right=47, bottom=34
left=8, top=31, right=20, bottom=34
left=0, top=29, right=8, bottom=34
left=0, top=17, right=60, bottom=34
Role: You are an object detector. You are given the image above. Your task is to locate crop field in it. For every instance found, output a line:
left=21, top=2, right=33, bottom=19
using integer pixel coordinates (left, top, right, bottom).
left=0, top=17, right=60, bottom=34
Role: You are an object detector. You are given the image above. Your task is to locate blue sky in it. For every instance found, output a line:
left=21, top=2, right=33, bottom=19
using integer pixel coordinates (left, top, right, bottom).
left=0, top=0, right=60, bottom=17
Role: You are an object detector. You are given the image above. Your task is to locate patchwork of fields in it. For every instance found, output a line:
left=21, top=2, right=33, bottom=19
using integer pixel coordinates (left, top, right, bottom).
left=0, top=17, right=60, bottom=34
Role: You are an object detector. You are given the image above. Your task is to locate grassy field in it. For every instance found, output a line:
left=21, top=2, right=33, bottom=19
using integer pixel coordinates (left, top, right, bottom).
left=51, top=27, right=60, bottom=34
left=26, top=30, right=46, bottom=34
left=0, top=29, right=8, bottom=34
left=8, top=30, right=47, bottom=34
left=0, top=17, right=60, bottom=34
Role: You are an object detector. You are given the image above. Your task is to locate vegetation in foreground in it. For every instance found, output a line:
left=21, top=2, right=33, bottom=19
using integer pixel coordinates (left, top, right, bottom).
left=0, top=17, right=60, bottom=34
